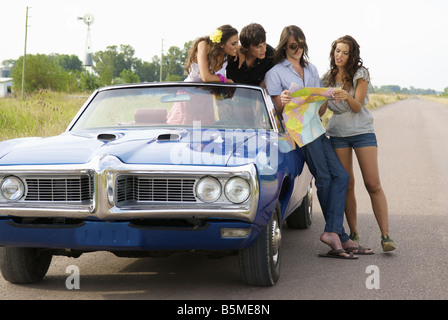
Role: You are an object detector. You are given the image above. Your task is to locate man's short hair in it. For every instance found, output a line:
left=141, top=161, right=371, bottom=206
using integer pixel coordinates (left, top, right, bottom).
left=240, top=23, right=266, bottom=49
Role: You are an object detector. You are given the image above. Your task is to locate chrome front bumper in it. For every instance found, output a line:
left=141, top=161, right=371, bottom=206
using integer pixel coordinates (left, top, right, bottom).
left=0, top=155, right=259, bottom=222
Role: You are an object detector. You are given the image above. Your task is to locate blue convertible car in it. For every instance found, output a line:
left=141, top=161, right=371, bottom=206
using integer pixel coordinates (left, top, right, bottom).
left=0, top=82, right=312, bottom=286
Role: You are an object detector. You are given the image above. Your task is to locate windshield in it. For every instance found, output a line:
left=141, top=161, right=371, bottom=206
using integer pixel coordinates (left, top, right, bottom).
left=70, top=85, right=272, bottom=131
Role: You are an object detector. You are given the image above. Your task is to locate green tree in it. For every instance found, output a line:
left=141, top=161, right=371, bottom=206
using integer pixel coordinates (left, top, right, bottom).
left=135, top=57, right=160, bottom=82
left=99, top=65, right=114, bottom=87
left=6, top=40, right=195, bottom=94
left=161, top=41, right=192, bottom=81
left=11, top=54, right=68, bottom=93
left=1, top=59, right=16, bottom=70
left=53, top=54, right=83, bottom=72
left=80, top=71, right=100, bottom=91
left=91, top=42, right=192, bottom=83
left=119, top=69, right=140, bottom=84
left=163, top=46, right=185, bottom=80
left=93, top=44, right=138, bottom=80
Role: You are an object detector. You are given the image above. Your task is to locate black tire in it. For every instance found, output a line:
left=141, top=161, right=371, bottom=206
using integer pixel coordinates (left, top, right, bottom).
left=0, top=247, right=52, bottom=284
left=286, top=182, right=313, bottom=229
left=238, top=204, right=282, bottom=286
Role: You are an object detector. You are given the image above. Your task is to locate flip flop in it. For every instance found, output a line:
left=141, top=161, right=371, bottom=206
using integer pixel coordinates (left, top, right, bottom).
left=318, top=249, right=358, bottom=260
left=344, top=245, right=374, bottom=255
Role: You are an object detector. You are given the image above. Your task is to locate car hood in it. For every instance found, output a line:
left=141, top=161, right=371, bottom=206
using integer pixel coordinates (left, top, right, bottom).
left=0, top=129, right=274, bottom=167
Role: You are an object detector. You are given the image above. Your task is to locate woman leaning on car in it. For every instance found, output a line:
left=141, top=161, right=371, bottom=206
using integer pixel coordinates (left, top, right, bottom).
left=167, top=25, right=238, bottom=125
left=184, top=24, right=239, bottom=83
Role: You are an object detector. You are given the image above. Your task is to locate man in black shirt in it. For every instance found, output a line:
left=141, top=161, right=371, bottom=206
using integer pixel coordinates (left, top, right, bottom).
left=226, top=23, right=275, bottom=87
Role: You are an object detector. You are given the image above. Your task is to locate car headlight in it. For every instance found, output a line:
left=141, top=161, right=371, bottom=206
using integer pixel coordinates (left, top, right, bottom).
left=196, top=177, right=221, bottom=203
left=224, top=177, right=250, bottom=204
left=1, top=176, right=25, bottom=201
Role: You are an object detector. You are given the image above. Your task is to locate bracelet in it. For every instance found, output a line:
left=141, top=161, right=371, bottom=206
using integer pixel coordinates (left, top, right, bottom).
left=218, top=74, right=227, bottom=83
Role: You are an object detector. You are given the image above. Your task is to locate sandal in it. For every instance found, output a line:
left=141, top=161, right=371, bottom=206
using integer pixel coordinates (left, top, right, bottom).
left=344, top=245, right=374, bottom=255
left=381, top=234, right=396, bottom=252
left=318, top=249, right=358, bottom=260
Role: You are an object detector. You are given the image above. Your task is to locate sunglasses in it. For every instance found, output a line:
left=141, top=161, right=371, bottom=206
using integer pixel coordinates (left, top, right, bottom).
left=288, top=42, right=306, bottom=51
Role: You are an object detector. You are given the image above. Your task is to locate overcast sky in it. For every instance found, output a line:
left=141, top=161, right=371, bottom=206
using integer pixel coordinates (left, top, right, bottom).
left=1, top=0, right=447, bottom=91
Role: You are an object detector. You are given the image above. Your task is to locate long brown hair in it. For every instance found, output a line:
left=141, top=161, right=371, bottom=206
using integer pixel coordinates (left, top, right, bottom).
left=272, top=25, right=309, bottom=67
left=185, top=25, right=238, bottom=75
left=323, top=35, right=365, bottom=91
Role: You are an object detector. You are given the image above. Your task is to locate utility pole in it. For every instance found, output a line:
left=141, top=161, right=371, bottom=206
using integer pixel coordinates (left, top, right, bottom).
left=21, top=6, right=30, bottom=99
left=160, top=38, right=164, bottom=82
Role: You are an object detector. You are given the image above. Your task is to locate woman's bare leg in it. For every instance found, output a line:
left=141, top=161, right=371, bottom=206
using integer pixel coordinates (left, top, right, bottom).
left=354, top=146, right=389, bottom=235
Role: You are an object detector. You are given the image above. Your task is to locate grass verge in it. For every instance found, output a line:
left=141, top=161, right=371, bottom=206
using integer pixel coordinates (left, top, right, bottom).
left=0, top=91, right=87, bottom=141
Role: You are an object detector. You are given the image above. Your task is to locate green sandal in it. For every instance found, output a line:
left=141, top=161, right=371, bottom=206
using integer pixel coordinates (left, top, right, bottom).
left=381, top=234, right=396, bottom=252
left=349, top=232, right=360, bottom=244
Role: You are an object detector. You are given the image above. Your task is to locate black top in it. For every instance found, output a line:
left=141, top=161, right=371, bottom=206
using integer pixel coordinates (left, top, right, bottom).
left=226, top=44, right=275, bottom=86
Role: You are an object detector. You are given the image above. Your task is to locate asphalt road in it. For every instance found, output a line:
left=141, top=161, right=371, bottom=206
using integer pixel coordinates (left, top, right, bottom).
left=1, top=98, right=447, bottom=301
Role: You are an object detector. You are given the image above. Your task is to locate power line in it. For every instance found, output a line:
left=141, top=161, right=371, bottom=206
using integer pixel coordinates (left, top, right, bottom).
left=160, top=38, right=164, bottom=82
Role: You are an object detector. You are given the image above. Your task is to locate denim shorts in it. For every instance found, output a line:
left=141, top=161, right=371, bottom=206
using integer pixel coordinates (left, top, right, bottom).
left=329, top=133, right=378, bottom=149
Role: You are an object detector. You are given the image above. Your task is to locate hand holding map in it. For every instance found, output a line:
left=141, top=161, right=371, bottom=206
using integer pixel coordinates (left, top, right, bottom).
left=283, top=84, right=340, bottom=147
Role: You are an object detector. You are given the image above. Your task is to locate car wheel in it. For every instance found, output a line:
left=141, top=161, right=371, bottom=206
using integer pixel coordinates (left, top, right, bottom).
left=238, top=203, right=281, bottom=286
left=286, top=181, right=313, bottom=229
left=0, top=247, right=52, bottom=284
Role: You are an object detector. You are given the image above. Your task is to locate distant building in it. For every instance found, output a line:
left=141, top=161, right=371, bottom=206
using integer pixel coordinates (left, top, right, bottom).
left=1, top=68, right=11, bottom=78
left=0, top=77, right=13, bottom=98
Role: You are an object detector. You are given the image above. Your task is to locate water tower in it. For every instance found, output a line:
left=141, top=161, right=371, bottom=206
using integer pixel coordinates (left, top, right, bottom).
left=77, top=14, right=95, bottom=67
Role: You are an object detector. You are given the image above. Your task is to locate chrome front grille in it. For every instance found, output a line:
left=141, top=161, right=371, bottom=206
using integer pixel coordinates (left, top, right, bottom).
left=24, top=176, right=94, bottom=202
left=116, top=176, right=196, bottom=205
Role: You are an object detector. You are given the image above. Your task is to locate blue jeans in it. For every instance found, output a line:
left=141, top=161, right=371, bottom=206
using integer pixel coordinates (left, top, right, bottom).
left=301, top=134, right=350, bottom=242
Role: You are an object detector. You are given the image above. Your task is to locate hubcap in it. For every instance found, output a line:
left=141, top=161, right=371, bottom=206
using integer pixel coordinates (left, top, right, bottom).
left=271, top=219, right=281, bottom=264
